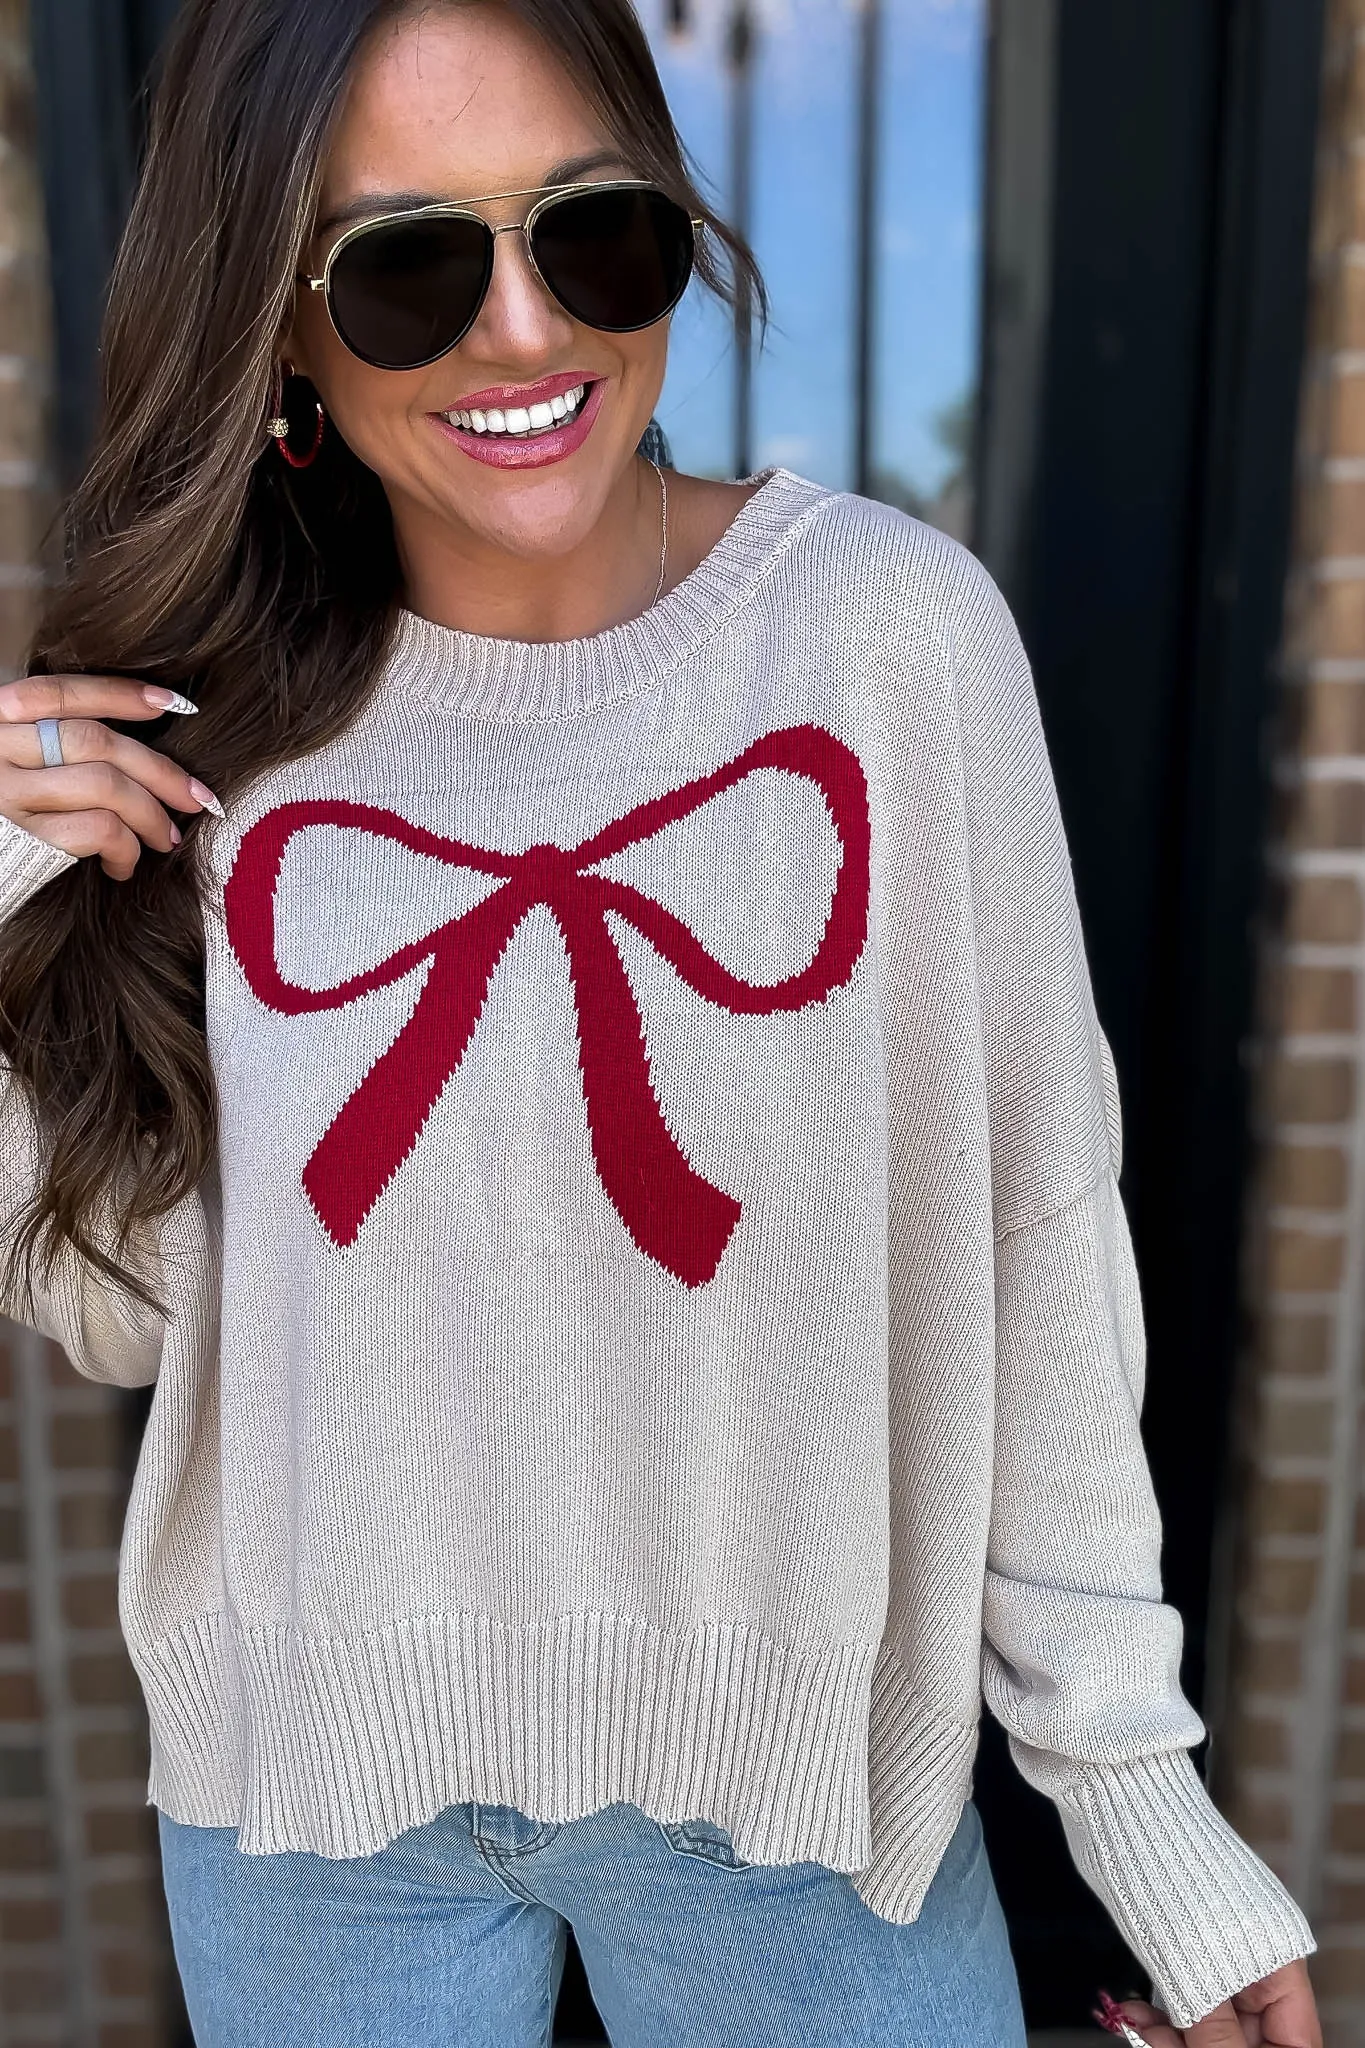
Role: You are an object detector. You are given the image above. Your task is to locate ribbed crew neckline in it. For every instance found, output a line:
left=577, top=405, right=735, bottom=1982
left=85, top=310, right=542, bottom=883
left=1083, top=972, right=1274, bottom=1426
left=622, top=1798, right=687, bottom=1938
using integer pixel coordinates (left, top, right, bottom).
left=383, top=466, right=830, bottom=722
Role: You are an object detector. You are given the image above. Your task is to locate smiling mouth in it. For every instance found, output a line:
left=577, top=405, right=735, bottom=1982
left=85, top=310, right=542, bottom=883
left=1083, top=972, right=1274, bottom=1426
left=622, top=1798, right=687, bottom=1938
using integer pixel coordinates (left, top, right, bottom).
left=439, top=381, right=593, bottom=438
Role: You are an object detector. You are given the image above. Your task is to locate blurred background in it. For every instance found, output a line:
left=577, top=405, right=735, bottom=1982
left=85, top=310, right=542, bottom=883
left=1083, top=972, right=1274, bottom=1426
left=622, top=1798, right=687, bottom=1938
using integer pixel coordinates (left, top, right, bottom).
left=0, top=0, right=1360, bottom=2041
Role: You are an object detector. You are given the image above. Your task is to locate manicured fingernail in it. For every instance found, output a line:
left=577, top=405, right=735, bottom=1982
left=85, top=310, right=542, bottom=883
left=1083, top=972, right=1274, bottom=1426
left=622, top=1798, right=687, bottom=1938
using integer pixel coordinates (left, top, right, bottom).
left=168, top=821, right=182, bottom=847
left=142, top=687, right=199, bottom=714
left=1091, top=1993, right=1146, bottom=2045
left=188, top=778, right=224, bottom=819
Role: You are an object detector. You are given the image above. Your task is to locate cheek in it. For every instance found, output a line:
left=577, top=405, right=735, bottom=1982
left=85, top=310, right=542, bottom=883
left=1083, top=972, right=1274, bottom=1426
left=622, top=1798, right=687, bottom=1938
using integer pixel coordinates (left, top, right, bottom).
left=294, top=305, right=427, bottom=459
left=609, top=328, right=669, bottom=438
left=624, top=324, right=669, bottom=395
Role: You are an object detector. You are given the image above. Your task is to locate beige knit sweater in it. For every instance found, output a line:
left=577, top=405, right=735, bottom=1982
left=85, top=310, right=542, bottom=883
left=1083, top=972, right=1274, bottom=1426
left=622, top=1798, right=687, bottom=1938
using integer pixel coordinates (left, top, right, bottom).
left=0, top=470, right=1315, bottom=2026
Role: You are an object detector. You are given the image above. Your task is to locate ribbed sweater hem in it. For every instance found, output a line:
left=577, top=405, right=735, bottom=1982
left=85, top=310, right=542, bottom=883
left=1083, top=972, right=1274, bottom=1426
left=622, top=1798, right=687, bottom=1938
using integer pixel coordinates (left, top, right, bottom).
left=132, top=1607, right=982, bottom=1923
left=1054, top=1747, right=1317, bottom=2028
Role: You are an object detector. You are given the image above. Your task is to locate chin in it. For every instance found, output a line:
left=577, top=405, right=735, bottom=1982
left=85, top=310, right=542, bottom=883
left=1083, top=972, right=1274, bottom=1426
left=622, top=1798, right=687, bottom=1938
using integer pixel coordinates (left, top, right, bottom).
left=445, top=474, right=617, bottom=561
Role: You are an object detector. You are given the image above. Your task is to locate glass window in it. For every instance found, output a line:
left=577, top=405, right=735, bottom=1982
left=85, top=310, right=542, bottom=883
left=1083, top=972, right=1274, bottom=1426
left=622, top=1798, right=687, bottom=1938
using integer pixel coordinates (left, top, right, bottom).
left=644, top=0, right=987, bottom=541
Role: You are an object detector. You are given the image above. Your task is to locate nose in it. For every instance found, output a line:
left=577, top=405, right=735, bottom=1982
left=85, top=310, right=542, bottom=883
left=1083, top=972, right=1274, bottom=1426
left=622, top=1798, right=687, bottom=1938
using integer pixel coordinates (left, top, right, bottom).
left=461, top=222, right=575, bottom=365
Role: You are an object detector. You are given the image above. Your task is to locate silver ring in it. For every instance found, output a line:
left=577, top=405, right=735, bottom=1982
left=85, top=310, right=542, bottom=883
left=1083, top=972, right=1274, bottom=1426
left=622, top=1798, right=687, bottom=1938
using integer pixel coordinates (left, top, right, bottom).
left=35, top=717, right=63, bottom=768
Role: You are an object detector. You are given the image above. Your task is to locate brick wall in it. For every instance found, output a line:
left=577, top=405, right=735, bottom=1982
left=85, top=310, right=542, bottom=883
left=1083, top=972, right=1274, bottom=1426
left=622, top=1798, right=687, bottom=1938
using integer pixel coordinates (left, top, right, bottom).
left=1, top=1335, right=182, bottom=2047
left=0, top=4, right=183, bottom=2044
left=1212, top=2, right=1365, bottom=2042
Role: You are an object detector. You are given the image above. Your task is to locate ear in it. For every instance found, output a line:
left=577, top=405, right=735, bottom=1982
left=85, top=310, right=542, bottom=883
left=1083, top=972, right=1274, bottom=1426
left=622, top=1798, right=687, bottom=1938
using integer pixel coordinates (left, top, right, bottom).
left=277, top=289, right=317, bottom=382
left=278, top=332, right=314, bottom=384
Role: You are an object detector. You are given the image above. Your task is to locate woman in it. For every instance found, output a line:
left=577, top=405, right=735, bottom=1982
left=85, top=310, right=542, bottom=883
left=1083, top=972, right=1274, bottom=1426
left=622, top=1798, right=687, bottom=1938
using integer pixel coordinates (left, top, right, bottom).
left=0, top=2, right=1322, bottom=2043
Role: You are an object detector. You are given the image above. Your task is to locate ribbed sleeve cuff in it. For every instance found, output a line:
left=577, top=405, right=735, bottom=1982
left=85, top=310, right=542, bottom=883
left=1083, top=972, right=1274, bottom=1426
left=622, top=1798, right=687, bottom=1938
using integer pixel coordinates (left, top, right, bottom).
left=1052, top=1747, right=1315, bottom=2028
left=0, top=812, right=75, bottom=923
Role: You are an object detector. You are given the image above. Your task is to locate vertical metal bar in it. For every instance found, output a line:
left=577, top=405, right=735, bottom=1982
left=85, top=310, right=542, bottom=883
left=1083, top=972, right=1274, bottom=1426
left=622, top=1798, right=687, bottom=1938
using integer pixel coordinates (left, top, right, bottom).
left=973, top=0, right=1059, bottom=599
left=853, top=0, right=883, bottom=498
left=727, top=1, right=756, bottom=478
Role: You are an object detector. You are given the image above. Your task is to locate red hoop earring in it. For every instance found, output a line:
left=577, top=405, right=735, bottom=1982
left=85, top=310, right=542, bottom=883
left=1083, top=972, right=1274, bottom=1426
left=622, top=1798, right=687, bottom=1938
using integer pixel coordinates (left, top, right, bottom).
left=267, top=363, right=325, bottom=469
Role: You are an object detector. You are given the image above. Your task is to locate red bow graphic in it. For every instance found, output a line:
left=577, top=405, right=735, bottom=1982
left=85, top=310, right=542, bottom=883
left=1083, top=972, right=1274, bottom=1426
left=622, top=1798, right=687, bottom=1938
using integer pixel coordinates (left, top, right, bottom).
left=223, top=723, right=870, bottom=1287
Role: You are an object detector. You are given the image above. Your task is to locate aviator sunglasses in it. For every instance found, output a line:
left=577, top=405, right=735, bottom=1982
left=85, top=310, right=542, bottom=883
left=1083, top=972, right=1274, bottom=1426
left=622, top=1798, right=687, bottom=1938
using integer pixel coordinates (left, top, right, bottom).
left=298, top=179, right=701, bottom=371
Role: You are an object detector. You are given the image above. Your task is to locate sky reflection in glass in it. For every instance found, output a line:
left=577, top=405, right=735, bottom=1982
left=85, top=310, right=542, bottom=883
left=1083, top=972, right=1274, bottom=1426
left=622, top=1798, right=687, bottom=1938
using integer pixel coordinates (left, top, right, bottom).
left=644, top=0, right=986, bottom=535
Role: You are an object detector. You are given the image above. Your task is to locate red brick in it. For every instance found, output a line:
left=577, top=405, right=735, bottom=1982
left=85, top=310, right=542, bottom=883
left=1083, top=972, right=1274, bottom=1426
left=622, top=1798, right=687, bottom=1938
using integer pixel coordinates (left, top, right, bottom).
left=1281, top=964, right=1356, bottom=1033
left=0, top=1822, right=55, bottom=1871
left=1310, top=473, right=1365, bottom=556
left=1337, top=1721, right=1365, bottom=1776
left=67, top=1652, right=139, bottom=1707
left=1327, top=371, right=1365, bottom=462
left=0, top=1502, right=26, bottom=1560
left=1331, top=1798, right=1365, bottom=1855
left=0, top=1960, right=63, bottom=2013
left=1275, top=776, right=1365, bottom=849
left=87, top=1879, right=159, bottom=1933
left=0, top=1584, right=31, bottom=1639
left=0, top=1668, right=41, bottom=1717
left=84, top=1804, right=158, bottom=1857
left=1261, top=1312, right=1333, bottom=1375
left=1287, top=874, right=1365, bottom=944
left=0, top=1895, right=59, bottom=1941
left=1246, top=1550, right=1321, bottom=1615
left=1265, top=1226, right=1346, bottom=1291
left=61, top=1574, right=118, bottom=1630
left=97, top=1946, right=164, bottom=1997
left=1292, top=576, right=1365, bottom=664
left=49, top=1409, right=123, bottom=1471
left=1223, top=1709, right=1290, bottom=1771
left=1224, top=1787, right=1292, bottom=1842
left=1235, top=1633, right=1304, bottom=1695
left=1322, top=1876, right=1365, bottom=1922
left=44, top=1338, right=78, bottom=1387
left=74, top=1726, right=149, bottom=1782
left=1248, top=1478, right=1327, bottom=1539
left=1259, top=1393, right=1336, bottom=1461
left=1307, top=1942, right=1365, bottom=1995
left=57, top=1489, right=125, bottom=1552
left=1262, top=1140, right=1351, bottom=1209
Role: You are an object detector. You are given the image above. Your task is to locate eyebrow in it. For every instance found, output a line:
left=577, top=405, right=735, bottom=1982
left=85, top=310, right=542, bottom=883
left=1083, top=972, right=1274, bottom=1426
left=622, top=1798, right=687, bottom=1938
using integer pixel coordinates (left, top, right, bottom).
left=314, top=150, right=633, bottom=237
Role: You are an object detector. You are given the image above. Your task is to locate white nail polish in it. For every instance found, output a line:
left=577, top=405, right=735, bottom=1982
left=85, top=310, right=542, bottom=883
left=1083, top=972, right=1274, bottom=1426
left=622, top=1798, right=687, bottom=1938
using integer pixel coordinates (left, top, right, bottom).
left=142, top=687, right=199, bottom=714
left=188, top=778, right=225, bottom=819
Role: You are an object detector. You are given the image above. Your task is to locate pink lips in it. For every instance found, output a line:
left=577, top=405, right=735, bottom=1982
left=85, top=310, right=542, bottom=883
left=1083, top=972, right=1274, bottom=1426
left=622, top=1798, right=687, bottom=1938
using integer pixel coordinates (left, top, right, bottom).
left=430, top=375, right=605, bottom=470
left=449, top=368, right=593, bottom=411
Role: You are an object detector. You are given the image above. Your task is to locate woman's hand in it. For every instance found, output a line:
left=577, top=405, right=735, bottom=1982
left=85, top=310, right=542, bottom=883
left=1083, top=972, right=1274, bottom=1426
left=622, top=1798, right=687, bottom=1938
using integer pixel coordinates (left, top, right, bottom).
left=0, top=675, right=221, bottom=880
left=1107, top=1959, right=1321, bottom=2046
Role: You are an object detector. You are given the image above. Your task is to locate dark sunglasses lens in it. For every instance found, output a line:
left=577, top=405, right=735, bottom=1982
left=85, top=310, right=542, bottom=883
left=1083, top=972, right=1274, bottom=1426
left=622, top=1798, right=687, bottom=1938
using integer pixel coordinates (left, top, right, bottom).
left=530, top=187, right=695, bottom=332
left=327, top=216, right=492, bottom=369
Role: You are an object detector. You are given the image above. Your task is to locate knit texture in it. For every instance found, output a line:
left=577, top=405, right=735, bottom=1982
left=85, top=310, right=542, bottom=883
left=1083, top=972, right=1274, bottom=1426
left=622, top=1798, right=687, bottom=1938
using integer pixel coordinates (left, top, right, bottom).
left=0, top=469, right=1315, bottom=2027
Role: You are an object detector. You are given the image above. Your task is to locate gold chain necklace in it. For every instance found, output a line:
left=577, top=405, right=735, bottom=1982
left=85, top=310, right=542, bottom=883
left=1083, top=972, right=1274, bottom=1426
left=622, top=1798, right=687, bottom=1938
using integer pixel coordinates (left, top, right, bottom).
left=647, top=456, right=668, bottom=607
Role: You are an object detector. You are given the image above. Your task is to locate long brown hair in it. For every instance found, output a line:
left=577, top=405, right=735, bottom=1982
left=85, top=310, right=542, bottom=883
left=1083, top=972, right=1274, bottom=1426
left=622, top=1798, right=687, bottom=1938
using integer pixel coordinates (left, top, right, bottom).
left=0, top=0, right=763, bottom=1316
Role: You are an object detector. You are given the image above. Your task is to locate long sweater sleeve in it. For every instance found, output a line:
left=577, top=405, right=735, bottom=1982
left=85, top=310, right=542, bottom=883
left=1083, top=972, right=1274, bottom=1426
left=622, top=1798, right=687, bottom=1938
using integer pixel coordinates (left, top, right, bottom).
left=0, top=813, right=165, bottom=1386
left=954, top=557, right=1317, bottom=2027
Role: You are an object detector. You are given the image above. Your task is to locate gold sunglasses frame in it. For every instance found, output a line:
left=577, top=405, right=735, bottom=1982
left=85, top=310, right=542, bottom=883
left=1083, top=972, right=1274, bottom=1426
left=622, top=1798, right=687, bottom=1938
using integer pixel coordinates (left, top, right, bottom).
left=297, top=178, right=705, bottom=368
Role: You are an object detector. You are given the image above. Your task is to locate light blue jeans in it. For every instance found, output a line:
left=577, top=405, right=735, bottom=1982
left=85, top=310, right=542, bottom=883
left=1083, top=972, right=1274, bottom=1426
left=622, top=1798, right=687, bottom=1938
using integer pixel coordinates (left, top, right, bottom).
left=157, top=1795, right=1027, bottom=2047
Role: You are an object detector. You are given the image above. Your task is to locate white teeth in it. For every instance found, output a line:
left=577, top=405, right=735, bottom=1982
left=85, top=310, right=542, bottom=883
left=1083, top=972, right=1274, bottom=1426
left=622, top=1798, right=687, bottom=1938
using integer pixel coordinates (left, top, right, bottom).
left=447, top=383, right=591, bottom=437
